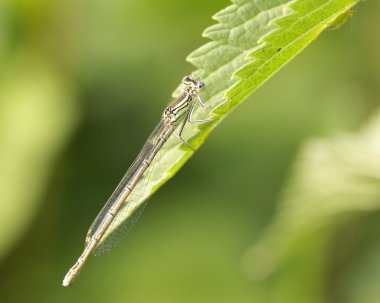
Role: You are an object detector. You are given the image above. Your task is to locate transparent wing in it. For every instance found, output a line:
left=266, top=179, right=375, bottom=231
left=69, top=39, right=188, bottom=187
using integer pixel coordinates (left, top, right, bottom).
left=84, top=120, right=168, bottom=254
left=94, top=148, right=162, bottom=255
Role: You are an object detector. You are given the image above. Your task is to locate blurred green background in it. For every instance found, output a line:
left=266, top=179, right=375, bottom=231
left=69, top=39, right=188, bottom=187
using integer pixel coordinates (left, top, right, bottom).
left=1, top=0, right=380, bottom=302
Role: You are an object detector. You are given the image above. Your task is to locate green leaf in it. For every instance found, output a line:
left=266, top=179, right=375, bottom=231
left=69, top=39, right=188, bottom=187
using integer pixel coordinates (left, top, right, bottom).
left=98, top=0, right=361, bottom=248
left=241, top=109, right=380, bottom=302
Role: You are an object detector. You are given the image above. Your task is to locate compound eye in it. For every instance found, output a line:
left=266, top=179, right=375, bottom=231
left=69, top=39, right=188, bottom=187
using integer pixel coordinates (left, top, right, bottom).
left=197, top=81, right=205, bottom=88
left=182, top=76, right=192, bottom=85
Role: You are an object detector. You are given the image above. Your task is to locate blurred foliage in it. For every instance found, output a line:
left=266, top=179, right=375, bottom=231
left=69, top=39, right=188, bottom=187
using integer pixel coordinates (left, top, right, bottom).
left=242, top=109, right=380, bottom=303
left=0, top=0, right=379, bottom=303
left=0, top=54, right=78, bottom=262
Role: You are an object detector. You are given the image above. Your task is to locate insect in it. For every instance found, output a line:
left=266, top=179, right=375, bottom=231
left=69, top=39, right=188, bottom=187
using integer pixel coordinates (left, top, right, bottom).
left=63, top=75, right=211, bottom=286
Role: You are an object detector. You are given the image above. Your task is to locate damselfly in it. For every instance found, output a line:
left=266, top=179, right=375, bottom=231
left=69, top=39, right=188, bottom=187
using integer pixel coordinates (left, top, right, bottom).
left=63, top=75, right=210, bottom=286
